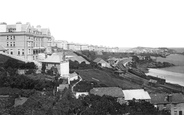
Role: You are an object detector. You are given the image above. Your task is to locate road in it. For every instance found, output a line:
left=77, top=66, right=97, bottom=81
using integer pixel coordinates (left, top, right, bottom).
left=71, top=75, right=82, bottom=93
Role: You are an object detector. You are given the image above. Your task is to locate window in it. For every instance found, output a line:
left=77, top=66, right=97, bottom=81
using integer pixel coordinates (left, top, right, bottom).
left=10, top=49, right=13, bottom=55
left=7, top=42, right=9, bottom=47
left=10, top=42, right=12, bottom=47
left=28, top=49, right=31, bottom=54
left=22, top=49, right=24, bottom=55
left=13, top=36, right=15, bottom=40
left=18, top=49, right=20, bottom=55
left=7, top=36, right=9, bottom=40
left=13, top=42, right=15, bottom=47
left=174, top=111, right=177, bottom=115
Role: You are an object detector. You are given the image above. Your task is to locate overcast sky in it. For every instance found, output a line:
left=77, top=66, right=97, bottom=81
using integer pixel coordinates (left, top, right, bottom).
left=1, top=0, right=184, bottom=48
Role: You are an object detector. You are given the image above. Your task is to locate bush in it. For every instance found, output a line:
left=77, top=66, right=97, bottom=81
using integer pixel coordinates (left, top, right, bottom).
left=0, top=72, right=53, bottom=91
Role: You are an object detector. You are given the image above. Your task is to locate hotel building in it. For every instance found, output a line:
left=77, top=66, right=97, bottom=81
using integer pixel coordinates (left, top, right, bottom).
left=0, top=22, right=52, bottom=61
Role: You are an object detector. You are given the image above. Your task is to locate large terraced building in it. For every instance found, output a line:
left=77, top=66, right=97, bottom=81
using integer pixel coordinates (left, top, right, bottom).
left=0, top=22, right=53, bottom=61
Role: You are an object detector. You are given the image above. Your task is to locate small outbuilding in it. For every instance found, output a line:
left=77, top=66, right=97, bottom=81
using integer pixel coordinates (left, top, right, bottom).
left=122, top=89, right=151, bottom=101
left=93, top=58, right=111, bottom=68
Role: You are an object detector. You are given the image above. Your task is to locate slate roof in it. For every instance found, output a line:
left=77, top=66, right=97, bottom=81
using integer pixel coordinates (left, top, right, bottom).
left=94, top=58, right=103, bottom=63
left=122, top=89, right=151, bottom=100
left=6, top=23, right=29, bottom=32
left=41, top=28, right=50, bottom=35
left=94, top=58, right=109, bottom=64
left=150, top=93, right=184, bottom=104
left=42, top=53, right=63, bottom=63
left=90, top=87, right=124, bottom=98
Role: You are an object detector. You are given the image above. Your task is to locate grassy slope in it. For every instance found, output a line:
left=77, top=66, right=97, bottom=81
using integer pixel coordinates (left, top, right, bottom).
left=76, top=69, right=141, bottom=89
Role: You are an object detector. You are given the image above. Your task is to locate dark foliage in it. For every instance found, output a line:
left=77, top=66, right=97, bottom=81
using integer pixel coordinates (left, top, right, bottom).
left=69, top=60, right=96, bottom=70
left=4, top=59, right=36, bottom=70
left=74, top=81, right=107, bottom=92
left=41, top=63, right=46, bottom=74
left=0, top=72, right=53, bottom=91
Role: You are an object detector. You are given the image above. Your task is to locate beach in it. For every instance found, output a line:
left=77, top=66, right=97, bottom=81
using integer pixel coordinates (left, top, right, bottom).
left=146, top=67, right=184, bottom=86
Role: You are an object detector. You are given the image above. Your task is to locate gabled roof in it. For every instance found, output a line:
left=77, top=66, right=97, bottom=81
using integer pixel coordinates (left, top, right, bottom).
left=7, top=25, right=16, bottom=28
left=90, top=87, right=124, bottom=98
left=41, top=28, right=50, bottom=35
left=98, top=59, right=108, bottom=64
left=21, top=24, right=30, bottom=31
left=94, top=58, right=104, bottom=63
left=122, top=89, right=151, bottom=100
left=6, top=23, right=30, bottom=32
left=150, top=93, right=184, bottom=104
left=42, top=53, right=63, bottom=63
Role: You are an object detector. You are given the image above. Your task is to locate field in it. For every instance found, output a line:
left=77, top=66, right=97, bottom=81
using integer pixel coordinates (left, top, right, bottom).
left=75, top=69, right=142, bottom=90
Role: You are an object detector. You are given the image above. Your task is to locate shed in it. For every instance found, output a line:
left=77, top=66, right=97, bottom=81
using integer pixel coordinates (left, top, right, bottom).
left=93, top=58, right=111, bottom=68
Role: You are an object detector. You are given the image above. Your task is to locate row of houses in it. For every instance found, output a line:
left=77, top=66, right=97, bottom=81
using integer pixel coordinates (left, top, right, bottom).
left=53, top=40, right=120, bottom=53
left=76, top=87, right=184, bottom=115
left=0, top=22, right=122, bottom=62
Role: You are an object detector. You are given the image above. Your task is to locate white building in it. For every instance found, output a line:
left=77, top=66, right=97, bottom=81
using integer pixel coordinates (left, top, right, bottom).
left=41, top=53, right=69, bottom=78
left=122, top=89, right=151, bottom=101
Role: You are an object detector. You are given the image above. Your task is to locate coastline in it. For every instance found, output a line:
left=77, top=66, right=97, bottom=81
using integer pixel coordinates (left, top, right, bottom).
left=146, top=67, right=184, bottom=86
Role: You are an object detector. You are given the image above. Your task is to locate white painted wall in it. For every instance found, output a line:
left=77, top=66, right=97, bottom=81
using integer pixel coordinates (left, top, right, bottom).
left=171, top=103, right=184, bottom=115
left=60, top=61, right=69, bottom=77
left=75, top=92, right=89, bottom=99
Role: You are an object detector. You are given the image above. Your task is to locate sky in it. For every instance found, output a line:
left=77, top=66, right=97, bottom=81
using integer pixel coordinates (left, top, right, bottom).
left=0, top=0, right=184, bottom=48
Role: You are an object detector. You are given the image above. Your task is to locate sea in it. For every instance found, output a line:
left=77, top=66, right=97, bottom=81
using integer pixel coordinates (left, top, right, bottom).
left=146, top=54, right=184, bottom=86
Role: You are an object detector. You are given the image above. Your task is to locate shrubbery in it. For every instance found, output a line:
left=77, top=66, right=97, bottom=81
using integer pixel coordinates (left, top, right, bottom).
left=0, top=72, right=54, bottom=91
left=74, top=81, right=107, bottom=92
left=69, top=60, right=98, bottom=70
left=3, top=59, right=36, bottom=70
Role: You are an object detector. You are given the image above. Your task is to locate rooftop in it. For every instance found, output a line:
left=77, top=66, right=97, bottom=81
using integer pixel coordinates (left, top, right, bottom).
left=122, top=89, right=151, bottom=100
left=41, top=53, right=63, bottom=63
left=150, top=93, right=184, bottom=104
left=90, top=87, right=124, bottom=98
left=93, top=58, right=103, bottom=63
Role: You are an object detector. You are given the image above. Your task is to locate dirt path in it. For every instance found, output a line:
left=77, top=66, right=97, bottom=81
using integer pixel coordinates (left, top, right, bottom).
left=71, top=75, right=82, bottom=93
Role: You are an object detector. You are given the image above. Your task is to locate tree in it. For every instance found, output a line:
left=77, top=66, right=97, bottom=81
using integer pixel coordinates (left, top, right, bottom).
left=41, top=63, right=46, bottom=74
left=132, top=56, right=140, bottom=63
left=69, top=60, right=80, bottom=69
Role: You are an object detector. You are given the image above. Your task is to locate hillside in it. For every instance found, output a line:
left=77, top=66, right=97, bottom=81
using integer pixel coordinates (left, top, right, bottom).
left=65, top=50, right=90, bottom=64
left=75, top=50, right=133, bottom=61
left=127, top=46, right=176, bottom=54
left=170, top=47, right=184, bottom=53
left=75, top=69, right=142, bottom=91
left=74, top=68, right=181, bottom=94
